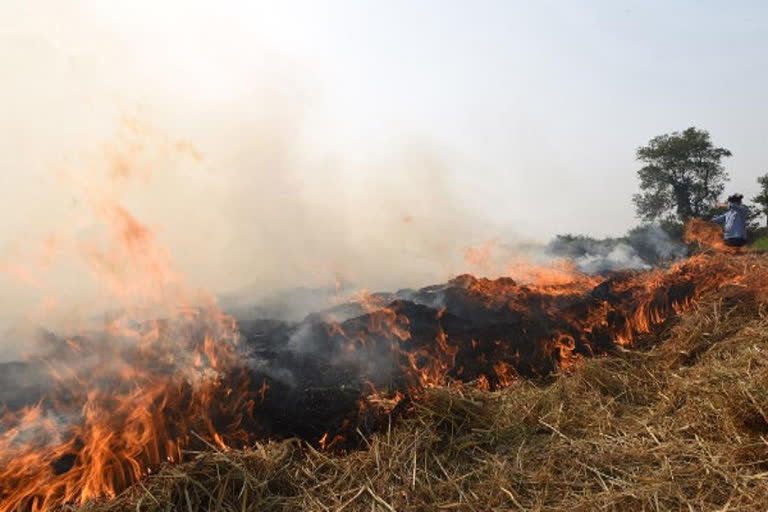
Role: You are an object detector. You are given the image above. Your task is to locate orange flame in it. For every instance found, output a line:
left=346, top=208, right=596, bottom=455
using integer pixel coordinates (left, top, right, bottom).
left=0, top=203, right=258, bottom=511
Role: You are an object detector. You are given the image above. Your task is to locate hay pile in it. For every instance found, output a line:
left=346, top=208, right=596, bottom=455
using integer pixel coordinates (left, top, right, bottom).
left=75, top=266, right=768, bottom=511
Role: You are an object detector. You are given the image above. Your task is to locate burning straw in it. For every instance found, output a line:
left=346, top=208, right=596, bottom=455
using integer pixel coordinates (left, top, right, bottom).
left=5, top=252, right=768, bottom=511
left=71, top=256, right=768, bottom=511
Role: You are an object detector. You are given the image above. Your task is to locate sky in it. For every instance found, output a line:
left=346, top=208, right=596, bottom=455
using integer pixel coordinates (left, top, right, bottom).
left=1, top=0, right=767, bottom=333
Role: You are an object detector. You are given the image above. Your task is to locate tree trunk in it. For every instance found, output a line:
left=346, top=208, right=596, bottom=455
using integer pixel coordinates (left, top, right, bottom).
left=673, top=184, right=693, bottom=221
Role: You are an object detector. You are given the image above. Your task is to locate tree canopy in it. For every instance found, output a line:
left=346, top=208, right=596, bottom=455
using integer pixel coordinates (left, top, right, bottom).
left=752, top=173, right=768, bottom=227
left=632, top=127, right=731, bottom=224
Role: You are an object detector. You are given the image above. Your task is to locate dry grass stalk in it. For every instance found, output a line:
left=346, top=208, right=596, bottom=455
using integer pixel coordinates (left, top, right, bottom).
left=71, top=260, right=768, bottom=511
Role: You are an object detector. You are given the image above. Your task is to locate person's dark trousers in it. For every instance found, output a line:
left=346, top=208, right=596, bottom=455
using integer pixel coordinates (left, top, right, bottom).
left=725, top=238, right=747, bottom=247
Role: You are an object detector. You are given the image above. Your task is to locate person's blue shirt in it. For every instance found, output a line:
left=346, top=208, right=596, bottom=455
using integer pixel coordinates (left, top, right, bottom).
left=711, top=203, right=748, bottom=240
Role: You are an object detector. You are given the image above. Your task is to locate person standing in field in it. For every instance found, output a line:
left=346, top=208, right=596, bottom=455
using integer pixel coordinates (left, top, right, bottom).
left=711, top=193, right=749, bottom=247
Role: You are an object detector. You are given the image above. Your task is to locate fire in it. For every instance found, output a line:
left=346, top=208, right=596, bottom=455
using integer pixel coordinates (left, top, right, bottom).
left=3, top=209, right=768, bottom=511
left=492, top=361, right=516, bottom=387
left=683, top=217, right=749, bottom=254
left=0, top=305, right=258, bottom=511
left=0, top=202, right=260, bottom=511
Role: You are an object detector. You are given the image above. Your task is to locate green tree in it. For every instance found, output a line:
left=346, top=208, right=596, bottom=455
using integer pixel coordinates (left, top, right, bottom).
left=752, top=173, right=768, bottom=227
left=632, top=127, right=731, bottom=224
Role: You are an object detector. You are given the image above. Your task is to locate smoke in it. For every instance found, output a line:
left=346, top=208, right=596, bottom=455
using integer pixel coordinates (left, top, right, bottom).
left=0, top=1, right=498, bottom=359
left=545, top=224, right=688, bottom=274
left=0, top=1, right=695, bottom=361
left=455, top=224, right=688, bottom=291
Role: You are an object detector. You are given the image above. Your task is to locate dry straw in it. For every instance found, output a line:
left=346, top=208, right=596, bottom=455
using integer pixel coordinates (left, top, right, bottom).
left=74, top=255, right=768, bottom=511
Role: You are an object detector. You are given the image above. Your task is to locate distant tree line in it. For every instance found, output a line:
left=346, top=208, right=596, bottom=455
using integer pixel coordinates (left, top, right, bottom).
left=753, top=174, right=768, bottom=228
left=548, top=127, right=768, bottom=270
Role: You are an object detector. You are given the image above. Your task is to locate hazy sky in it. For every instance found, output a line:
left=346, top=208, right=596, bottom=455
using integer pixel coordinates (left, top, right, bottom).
left=1, top=0, right=767, bottom=324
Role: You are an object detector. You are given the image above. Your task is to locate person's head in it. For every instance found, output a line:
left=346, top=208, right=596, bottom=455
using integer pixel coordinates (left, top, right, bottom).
left=727, top=193, right=744, bottom=205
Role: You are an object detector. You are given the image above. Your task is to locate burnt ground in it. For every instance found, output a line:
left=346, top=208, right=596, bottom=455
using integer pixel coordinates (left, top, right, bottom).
left=230, top=267, right=698, bottom=443
left=1, top=265, right=701, bottom=447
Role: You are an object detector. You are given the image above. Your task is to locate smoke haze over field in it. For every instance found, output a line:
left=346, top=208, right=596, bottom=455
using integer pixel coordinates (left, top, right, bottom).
left=0, top=1, right=503, bottom=350
left=1, top=1, right=767, bottom=355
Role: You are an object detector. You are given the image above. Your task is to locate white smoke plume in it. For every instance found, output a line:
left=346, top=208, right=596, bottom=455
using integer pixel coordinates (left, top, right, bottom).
left=0, top=1, right=501, bottom=359
left=545, top=225, right=688, bottom=274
